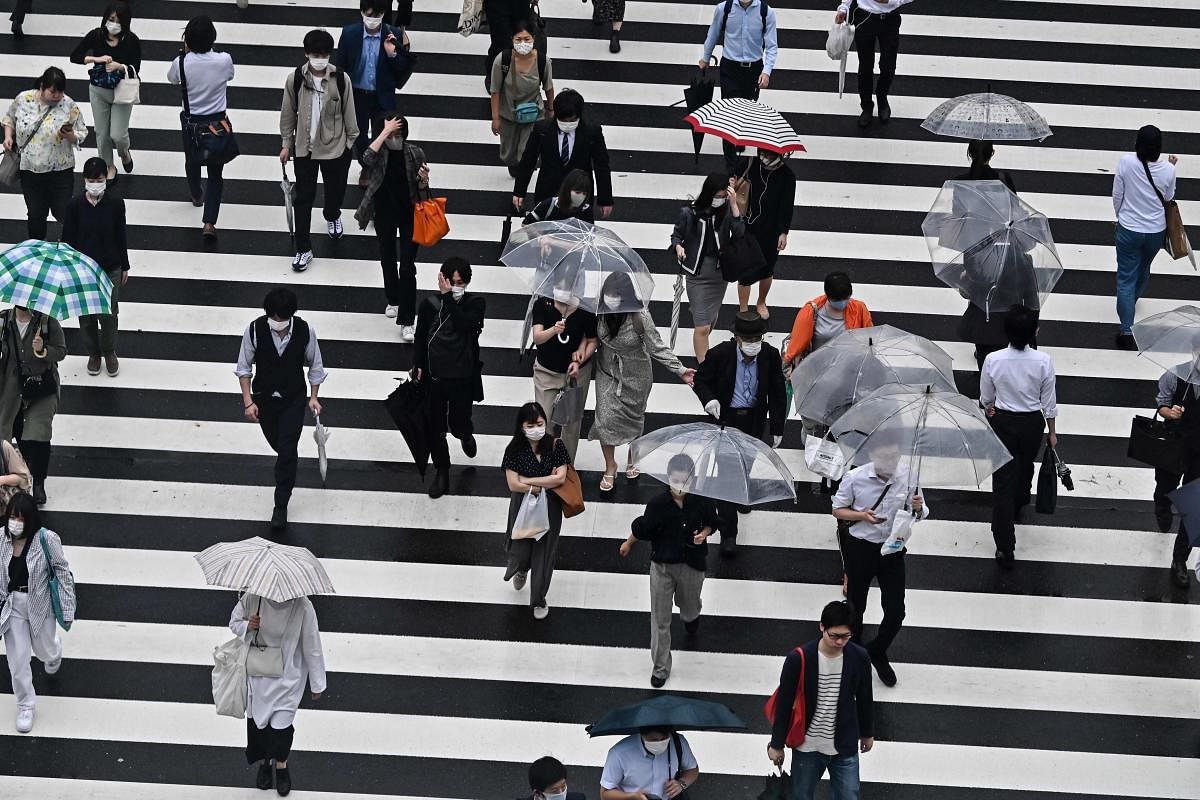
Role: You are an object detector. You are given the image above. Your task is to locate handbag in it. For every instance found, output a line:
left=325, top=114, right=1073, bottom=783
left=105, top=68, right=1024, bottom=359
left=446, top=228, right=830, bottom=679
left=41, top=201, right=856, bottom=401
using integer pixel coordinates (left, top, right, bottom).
left=244, top=596, right=300, bottom=678
left=212, top=635, right=250, bottom=717
left=37, top=529, right=72, bottom=631
left=1036, top=443, right=1058, bottom=514
left=552, top=464, right=585, bottom=519
left=457, top=0, right=484, bottom=36
left=763, top=646, right=807, bottom=748
left=1141, top=159, right=1194, bottom=265
left=732, top=159, right=752, bottom=211
left=113, top=65, right=141, bottom=105
left=89, top=62, right=123, bottom=89
left=5, top=312, right=58, bottom=404
left=1128, top=413, right=1189, bottom=474
left=511, top=489, right=550, bottom=540
left=551, top=378, right=585, bottom=426
left=412, top=188, right=450, bottom=247
left=804, top=435, right=846, bottom=481
left=719, top=234, right=766, bottom=282
left=179, top=54, right=239, bottom=167
left=0, top=104, right=54, bottom=189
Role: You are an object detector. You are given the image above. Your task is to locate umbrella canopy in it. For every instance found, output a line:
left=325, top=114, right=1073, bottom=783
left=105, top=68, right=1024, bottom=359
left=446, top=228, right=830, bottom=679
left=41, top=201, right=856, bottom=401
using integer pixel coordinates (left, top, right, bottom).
left=501, top=218, right=655, bottom=315
left=313, top=415, right=331, bottom=486
left=384, top=377, right=431, bottom=477
left=923, top=179, right=1064, bottom=318
left=680, top=61, right=717, bottom=162
left=1132, top=305, right=1200, bottom=387
left=921, top=92, right=1052, bottom=141
left=586, top=694, right=746, bottom=737
left=195, top=537, right=335, bottom=602
left=630, top=421, right=797, bottom=505
left=790, top=325, right=957, bottom=425
left=0, top=240, right=113, bottom=320
left=1168, top=480, right=1200, bottom=548
left=830, top=384, right=1012, bottom=491
left=684, top=98, right=806, bottom=155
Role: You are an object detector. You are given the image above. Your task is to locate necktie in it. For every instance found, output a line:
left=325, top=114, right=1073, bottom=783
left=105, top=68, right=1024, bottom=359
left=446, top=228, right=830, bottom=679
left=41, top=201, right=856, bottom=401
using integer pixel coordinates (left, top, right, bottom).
left=560, top=132, right=570, bottom=164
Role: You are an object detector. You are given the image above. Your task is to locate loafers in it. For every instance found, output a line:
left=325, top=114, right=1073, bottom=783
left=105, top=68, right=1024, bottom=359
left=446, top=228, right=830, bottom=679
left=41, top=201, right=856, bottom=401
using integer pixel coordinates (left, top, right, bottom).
left=428, top=468, right=449, bottom=499
left=1171, top=560, right=1192, bottom=589
left=877, top=98, right=892, bottom=123
left=650, top=674, right=667, bottom=689
left=275, top=766, right=291, bottom=797
left=995, top=549, right=1016, bottom=570
left=868, top=648, right=897, bottom=687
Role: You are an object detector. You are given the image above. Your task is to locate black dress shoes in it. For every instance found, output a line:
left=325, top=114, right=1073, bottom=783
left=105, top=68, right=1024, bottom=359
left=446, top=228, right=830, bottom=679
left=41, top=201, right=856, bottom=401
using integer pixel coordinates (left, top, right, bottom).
left=461, top=434, right=478, bottom=458
left=1116, top=333, right=1138, bottom=351
left=11, top=22, right=24, bottom=40
left=256, top=760, right=274, bottom=790
left=428, top=468, right=450, bottom=499
left=275, top=767, right=291, bottom=796
left=868, top=648, right=897, bottom=687
left=684, top=616, right=700, bottom=636
left=650, top=674, right=667, bottom=688
left=719, top=535, right=738, bottom=557
left=877, top=98, right=892, bottom=123
left=1171, top=560, right=1192, bottom=589
left=857, top=109, right=872, bottom=128
left=995, top=549, right=1015, bottom=569
left=270, top=506, right=287, bottom=531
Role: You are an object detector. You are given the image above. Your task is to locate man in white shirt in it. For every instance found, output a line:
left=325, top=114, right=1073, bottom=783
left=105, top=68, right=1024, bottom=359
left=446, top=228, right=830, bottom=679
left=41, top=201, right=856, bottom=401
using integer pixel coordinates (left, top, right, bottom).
left=600, top=728, right=700, bottom=800
left=980, top=304, right=1057, bottom=567
left=835, top=0, right=914, bottom=128
left=832, top=433, right=927, bottom=686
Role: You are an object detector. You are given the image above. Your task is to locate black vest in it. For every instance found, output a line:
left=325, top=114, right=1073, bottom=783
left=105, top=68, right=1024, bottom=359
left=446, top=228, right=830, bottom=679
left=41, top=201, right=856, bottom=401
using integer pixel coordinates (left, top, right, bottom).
left=250, top=316, right=309, bottom=400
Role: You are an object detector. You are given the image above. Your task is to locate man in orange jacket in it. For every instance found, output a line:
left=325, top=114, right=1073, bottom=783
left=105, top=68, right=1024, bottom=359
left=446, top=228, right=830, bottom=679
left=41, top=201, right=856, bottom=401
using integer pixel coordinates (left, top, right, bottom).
left=783, top=272, right=873, bottom=370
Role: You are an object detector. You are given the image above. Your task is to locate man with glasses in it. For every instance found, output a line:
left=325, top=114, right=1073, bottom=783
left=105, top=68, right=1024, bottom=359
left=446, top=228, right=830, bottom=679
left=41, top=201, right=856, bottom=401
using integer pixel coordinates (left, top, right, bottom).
left=767, top=600, right=874, bottom=799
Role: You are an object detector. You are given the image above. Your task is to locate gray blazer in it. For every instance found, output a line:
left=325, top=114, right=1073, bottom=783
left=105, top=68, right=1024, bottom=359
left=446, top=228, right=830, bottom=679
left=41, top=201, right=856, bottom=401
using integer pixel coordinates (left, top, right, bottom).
left=0, top=528, right=75, bottom=638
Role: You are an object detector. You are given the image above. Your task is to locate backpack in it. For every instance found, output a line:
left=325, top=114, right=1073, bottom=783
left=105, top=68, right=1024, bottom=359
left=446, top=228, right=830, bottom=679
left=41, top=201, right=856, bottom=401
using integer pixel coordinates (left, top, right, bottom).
left=500, top=47, right=549, bottom=90
left=719, top=0, right=770, bottom=50
left=290, top=67, right=347, bottom=111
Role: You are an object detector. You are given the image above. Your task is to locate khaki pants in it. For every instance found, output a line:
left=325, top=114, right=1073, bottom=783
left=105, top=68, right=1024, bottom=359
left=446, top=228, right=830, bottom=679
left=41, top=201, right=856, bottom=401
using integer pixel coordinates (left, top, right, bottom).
left=649, top=560, right=704, bottom=680
left=532, top=360, right=593, bottom=459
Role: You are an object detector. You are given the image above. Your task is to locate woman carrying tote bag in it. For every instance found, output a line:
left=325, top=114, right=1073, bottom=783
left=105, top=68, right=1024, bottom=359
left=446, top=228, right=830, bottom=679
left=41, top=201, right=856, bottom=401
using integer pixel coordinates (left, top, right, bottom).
left=69, top=1, right=141, bottom=180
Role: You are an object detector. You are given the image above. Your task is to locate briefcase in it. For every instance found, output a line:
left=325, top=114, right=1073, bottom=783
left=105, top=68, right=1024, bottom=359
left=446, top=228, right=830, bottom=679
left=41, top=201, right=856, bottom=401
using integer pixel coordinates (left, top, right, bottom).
left=1128, top=414, right=1189, bottom=474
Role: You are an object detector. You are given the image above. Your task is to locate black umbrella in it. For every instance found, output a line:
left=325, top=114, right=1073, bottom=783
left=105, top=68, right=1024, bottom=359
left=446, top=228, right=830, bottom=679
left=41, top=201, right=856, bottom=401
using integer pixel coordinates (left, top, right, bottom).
left=672, top=59, right=717, bottom=163
left=758, top=769, right=791, bottom=800
left=383, top=377, right=431, bottom=478
left=586, top=694, right=746, bottom=737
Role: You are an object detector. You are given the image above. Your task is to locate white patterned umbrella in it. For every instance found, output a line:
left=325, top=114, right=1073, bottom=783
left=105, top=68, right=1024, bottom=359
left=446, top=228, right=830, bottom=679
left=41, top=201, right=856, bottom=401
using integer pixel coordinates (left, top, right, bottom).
left=683, top=98, right=806, bottom=155
left=921, top=92, right=1052, bottom=141
left=195, top=537, right=335, bottom=602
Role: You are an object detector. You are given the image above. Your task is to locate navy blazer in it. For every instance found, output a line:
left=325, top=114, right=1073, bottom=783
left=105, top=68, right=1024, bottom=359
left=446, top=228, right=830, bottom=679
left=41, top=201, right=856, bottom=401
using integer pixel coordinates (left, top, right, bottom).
left=334, top=22, right=415, bottom=110
left=769, top=640, right=873, bottom=756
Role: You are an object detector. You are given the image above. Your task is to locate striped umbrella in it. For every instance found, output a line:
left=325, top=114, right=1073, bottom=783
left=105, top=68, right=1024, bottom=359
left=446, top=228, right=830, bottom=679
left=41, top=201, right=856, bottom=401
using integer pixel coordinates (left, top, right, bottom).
left=683, top=98, right=806, bottom=155
left=669, top=272, right=685, bottom=349
left=195, top=537, right=335, bottom=602
left=0, top=239, right=113, bottom=320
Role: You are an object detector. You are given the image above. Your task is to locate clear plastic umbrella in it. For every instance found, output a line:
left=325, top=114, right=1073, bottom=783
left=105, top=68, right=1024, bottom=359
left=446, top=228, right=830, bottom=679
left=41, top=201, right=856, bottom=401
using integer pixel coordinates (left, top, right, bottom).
left=1132, top=304, right=1200, bottom=386
left=921, top=92, right=1052, bottom=141
left=630, top=421, right=796, bottom=505
left=923, top=179, right=1064, bottom=319
left=790, top=325, right=957, bottom=426
left=501, top=218, right=655, bottom=315
left=829, top=384, right=1012, bottom=492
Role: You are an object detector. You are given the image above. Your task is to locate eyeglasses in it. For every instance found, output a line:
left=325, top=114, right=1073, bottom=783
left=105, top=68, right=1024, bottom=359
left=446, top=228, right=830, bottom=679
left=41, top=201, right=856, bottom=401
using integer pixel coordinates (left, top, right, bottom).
left=825, top=631, right=852, bottom=642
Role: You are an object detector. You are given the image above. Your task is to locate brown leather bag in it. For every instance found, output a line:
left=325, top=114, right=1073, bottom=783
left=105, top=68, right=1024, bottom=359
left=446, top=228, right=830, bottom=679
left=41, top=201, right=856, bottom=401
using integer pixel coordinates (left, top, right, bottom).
left=1142, top=159, right=1192, bottom=262
left=552, top=464, right=585, bottom=518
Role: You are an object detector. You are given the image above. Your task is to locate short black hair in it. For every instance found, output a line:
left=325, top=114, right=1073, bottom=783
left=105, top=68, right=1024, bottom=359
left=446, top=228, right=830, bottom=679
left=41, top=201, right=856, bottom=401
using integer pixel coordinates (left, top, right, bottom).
left=361, top=0, right=391, bottom=14
left=82, top=157, right=108, bottom=180
left=528, top=756, right=567, bottom=792
left=820, top=600, right=853, bottom=629
left=34, top=66, right=67, bottom=93
left=262, top=287, right=299, bottom=319
left=303, top=29, right=335, bottom=55
left=667, top=453, right=695, bottom=477
left=1003, top=303, right=1039, bottom=350
left=184, top=15, right=217, bottom=53
left=374, top=111, right=408, bottom=140
left=5, top=491, right=42, bottom=538
left=824, top=272, right=852, bottom=301
left=101, top=1, right=132, bottom=35
left=553, top=89, right=583, bottom=121
left=441, top=257, right=472, bottom=284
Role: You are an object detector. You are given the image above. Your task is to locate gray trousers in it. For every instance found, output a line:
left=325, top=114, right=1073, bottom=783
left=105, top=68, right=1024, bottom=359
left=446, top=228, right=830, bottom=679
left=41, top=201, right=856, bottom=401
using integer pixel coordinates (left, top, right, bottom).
left=649, top=560, right=705, bottom=680
left=80, top=269, right=122, bottom=356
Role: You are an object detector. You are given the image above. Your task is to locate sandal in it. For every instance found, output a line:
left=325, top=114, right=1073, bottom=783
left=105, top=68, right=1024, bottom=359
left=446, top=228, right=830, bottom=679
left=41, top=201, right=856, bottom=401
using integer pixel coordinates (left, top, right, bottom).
left=625, top=465, right=641, bottom=480
left=600, top=472, right=616, bottom=492
left=756, top=304, right=770, bottom=320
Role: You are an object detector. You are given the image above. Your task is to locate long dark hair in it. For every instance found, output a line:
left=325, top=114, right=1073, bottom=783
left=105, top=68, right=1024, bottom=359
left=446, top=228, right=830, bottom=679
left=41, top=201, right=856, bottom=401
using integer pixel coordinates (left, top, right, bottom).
left=555, top=168, right=592, bottom=213
left=4, top=491, right=41, bottom=538
left=691, top=171, right=730, bottom=213
left=503, top=402, right=552, bottom=464
left=966, top=140, right=994, bottom=178
left=1135, top=125, right=1163, bottom=163
left=101, top=1, right=132, bottom=37
left=599, top=272, right=636, bottom=338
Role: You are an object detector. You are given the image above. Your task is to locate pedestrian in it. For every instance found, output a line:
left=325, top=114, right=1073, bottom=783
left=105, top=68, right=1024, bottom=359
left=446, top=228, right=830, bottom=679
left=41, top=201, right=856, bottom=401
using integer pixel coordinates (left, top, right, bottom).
left=62, top=156, right=128, bottom=379
left=229, top=591, right=326, bottom=797
left=502, top=402, right=569, bottom=620
left=590, top=273, right=696, bottom=492
left=766, top=600, right=874, bottom=800
left=0, top=305, right=65, bottom=506
left=2, top=67, right=88, bottom=242
left=700, top=0, right=778, bottom=174
left=831, top=433, right=927, bottom=686
left=835, top=0, right=913, bottom=128
left=980, top=304, right=1058, bottom=568
left=354, top=113, right=430, bottom=338
left=1113, top=125, right=1179, bottom=350
left=280, top=28, right=358, bottom=273
left=620, top=453, right=718, bottom=687
left=0, top=491, right=74, bottom=733
left=490, top=20, right=555, bottom=177
left=783, top=271, right=873, bottom=376
left=592, top=0, right=625, bottom=53
left=692, top=311, right=786, bottom=555
left=167, top=15, right=236, bottom=241
left=1148, top=352, right=1200, bottom=589
left=736, top=150, right=795, bottom=319
left=412, top=257, right=486, bottom=500
left=9, top=0, right=31, bottom=38
left=523, top=169, right=595, bottom=225
left=530, top=286, right=597, bottom=457
left=235, top=288, right=327, bottom=532
left=335, top=0, right=413, bottom=183
left=671, top=172, right=747, bottom=362
left=0, top=439, right=31, bottom=509
left=526, top=755, right=586, bottom=800
left=512, top=89, right=612, bottom=217
left=70, top=2, right=140, bottom=182
left=482, top=0, right=534, bottom=90
left=600, top=728, right=700, bottom=800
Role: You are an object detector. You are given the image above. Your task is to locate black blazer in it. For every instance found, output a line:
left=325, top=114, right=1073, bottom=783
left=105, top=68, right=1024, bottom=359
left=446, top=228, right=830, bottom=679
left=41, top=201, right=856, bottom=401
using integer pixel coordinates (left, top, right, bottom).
left=692, top=339, right=786, bottom=439
left=769, top=640, right=873, bottom=756
left=513, top=118, right=614, bottom=206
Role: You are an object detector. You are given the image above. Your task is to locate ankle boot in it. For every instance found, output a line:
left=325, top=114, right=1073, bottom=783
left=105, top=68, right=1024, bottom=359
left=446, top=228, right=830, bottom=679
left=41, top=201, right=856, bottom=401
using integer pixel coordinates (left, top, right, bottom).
left=19, top=440, right=50, bottom=505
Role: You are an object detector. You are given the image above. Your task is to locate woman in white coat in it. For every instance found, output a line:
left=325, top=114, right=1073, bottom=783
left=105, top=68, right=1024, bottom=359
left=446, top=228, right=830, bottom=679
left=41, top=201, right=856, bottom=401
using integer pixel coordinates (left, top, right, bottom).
left=0, top=491, right=74, bottom=733
left=229, top=592, right=326, bottom=797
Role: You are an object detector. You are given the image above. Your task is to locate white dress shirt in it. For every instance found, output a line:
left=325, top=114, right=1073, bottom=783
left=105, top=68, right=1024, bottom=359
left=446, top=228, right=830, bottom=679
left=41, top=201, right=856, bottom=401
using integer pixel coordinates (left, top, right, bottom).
left=832, top=462, right=929, bottom=544
left=1112, top=153, right=1176, bottom=234
left=980, top=345, right=1057, bottom=418
left=233, top=320, right=328, bottom=390
left=838, top=0, right=915, bottom=15
left=557, top=129, right=574, bottom=161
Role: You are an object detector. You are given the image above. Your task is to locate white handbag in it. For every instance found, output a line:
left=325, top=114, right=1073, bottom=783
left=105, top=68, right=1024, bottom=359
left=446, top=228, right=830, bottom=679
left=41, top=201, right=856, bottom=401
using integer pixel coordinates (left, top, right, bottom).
left=457, top=0, right=484, bottom=37
left=881, top=507, right=916, bottom=556
left=212, top=636, right=249, bottom=718
left=244, top=598, right=300, bottom=677
left=804, top=436, right=846, bottom=481
left=113, top=66, right=140, bottom=105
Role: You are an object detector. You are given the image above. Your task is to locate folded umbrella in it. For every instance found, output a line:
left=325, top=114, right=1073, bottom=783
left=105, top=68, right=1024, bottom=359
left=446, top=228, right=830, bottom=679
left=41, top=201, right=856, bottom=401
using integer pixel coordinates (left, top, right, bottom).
left=825, top=21, right=855, bottom=99
left=195, top=537, right=335, bottom=602
left=586, top=694, right=746, bottom=737
left=280, top=165, right=295, bottom=252
left=676, top=59, right=718, bottom=162
left=684, top=98, right=806, bottom=155
left=668, top=271, right=685, bottom=349
left=313, top=415, right=331, bottom=487
left=0, top=239, right=113, bottom=320
left=383, top=377, right=431, bottom=478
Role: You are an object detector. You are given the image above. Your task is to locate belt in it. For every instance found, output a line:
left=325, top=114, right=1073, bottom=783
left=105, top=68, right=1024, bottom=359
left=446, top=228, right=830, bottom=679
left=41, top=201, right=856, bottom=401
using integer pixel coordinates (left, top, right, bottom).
left=729, top=407, right=755, bottom=415
left=724, top=58, right=763, bottom=69
left=993, top=408, right=1042, bottom=418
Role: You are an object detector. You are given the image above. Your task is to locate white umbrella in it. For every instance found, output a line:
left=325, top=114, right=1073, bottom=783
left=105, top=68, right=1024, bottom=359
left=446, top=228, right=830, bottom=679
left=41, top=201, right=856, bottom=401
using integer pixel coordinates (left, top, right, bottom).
left=313, top=415, right=331, bottom=486
left=195, top=537, right=335, bottom=602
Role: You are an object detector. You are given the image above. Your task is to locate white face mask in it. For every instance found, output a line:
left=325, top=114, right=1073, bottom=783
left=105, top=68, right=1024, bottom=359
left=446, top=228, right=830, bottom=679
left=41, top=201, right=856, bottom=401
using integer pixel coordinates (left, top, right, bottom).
left=557, top=119, right=579, bottom=134
left=542, top=791, right=567, bottom=800
left=525, top=424, right=546, bottom=441
left=308, top=57, right=329, bottom=72
left=602, top=294, right=622, bottom=310
left=7, top=519, right=24, bottom=538
left=553, top=288, right=574, bottom=303
left=363, top=14, right=384, bottom=31
left=384, top=136, right=405, bottom=150
left=711, top=196, right=726, bottom=209
left=268, top=318, right=291, bottom=333
left=740, top=340, right=762, bottom=357
left=85, top=181, right=106, bottom=197
left=642, top=737, right=670, bottom=755
left=569, top=191, right=587, bottom=209
left=451, top=285, right=466, bottom=300
left=105, top=21, right=122, bottom=36
left=513, top=40, right=534, bottom=55
left=668, top=478, right=690, bottom=496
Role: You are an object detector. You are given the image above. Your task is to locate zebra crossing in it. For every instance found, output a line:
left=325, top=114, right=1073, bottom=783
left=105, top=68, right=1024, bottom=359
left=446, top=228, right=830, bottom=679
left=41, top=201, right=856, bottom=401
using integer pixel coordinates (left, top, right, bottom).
left=1, top=0, right=1198, bottom=796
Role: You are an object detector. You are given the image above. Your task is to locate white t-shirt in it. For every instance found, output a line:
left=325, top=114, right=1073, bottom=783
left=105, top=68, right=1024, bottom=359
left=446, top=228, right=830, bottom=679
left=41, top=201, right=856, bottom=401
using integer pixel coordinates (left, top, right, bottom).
left=798, top=651, right=843, bottom=755
left=308, top=76, right=325, bottom=143
left=1112, top=153, right=1176, bottom=234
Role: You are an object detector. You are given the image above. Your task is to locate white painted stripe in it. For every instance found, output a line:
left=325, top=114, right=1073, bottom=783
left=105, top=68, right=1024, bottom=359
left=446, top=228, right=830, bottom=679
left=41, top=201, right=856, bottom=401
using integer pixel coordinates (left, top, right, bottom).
left=0, top=778, right=459, bottom=800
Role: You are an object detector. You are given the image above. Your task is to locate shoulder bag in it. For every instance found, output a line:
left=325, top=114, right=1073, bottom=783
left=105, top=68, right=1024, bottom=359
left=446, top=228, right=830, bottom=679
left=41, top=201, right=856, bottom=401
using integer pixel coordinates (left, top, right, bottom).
left=179, top=54, right=240, bottom=166
left=212, top=635, right=249, bottom=717
left=412, top=186, right=450, bottom=247
left=763, top=646, right=808, bottom=748
left=718, top=217, right=766, bottom=282
left=245, top=596, right=301, bottom=678
left=113, top=65, right=141, bottom=105
left=549, top=438, right=585, bottom=518
left=37, top=528, right=73, bottom=631
left=1129, top=410, right=1189, bottom=474
left=1141, top=159, right=1193, bottom=264
left=0, top=101, right=54, bottom=189
left=6, top=312, right=58, bottom=404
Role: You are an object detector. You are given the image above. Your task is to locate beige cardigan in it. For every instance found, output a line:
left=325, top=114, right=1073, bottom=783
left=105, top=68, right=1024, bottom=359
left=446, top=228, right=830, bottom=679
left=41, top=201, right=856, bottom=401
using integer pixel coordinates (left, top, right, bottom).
left=279, top=64, right=359, bottom=161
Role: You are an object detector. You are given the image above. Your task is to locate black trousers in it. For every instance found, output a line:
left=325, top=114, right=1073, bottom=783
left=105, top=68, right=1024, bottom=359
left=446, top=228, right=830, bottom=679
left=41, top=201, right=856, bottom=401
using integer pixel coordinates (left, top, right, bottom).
left=10, top=0, right=31, bottom=24
left=375, top=204, right=419, bottom=323
left=988, top=409, right=1044, bottom=553
left=256, top=395, right=306, bottom=510
left=852, top=10, right=901, bottom=111
left=19, top=168, right=72, bottom=241
left=718, top=58, right=762, bottom=175
left=246, top=718, right=295, bottom=764
left=352, top=90, right=383, bottom=160
left=844, top=532, right=905, bottom=656
left=427, top=376, right=475, bottom=470
left=293, top=151, right=352, bottom=253
left=716, top=408, right=765, bottom=542
left=1153, top=465, right=1199, bottom=564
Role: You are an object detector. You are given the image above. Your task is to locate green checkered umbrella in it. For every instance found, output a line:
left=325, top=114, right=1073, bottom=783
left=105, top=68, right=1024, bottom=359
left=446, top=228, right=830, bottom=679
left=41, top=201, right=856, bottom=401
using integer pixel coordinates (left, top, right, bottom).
left=0, top=239, right=114, bottom=320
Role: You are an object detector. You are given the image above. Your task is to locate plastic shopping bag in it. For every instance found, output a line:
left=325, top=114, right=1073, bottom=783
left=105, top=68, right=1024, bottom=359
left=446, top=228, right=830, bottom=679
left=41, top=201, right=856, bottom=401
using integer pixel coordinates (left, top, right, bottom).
left=212, top=636, right=249, bottom=718
left=804, top=436, right=846, bottom=481
left=511, top=490, right=550, bottom=541
left=881, top=508, right=915, bottom=556
left=826, top=21, right=854, bottom=60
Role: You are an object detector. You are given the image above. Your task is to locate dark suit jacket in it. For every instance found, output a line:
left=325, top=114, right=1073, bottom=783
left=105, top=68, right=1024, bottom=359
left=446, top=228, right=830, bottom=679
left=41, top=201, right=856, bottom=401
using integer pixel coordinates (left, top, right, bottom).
left=769, top=640, right=873, bottom=756
left=692, top=339, right=786, bottom=439
left=513, top=118, right=614, bottom=206
left=334, top=22, right=415, bottom=111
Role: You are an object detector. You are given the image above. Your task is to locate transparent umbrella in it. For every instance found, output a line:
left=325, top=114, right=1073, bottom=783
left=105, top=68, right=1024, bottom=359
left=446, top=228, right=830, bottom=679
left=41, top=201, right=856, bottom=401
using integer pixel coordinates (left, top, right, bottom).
left=790, top=325, right=957, bottom=426
left=923, top=179, right=1064, bottom=319
left=1133, top=305, right=1200, bottom=387
left=630, top=422, right=796, bottom=505
left=921, top=92, right=1052, bottom=141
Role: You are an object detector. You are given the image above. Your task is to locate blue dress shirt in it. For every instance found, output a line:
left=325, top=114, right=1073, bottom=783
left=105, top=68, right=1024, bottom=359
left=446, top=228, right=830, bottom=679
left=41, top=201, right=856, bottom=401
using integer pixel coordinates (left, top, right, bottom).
left=732, top=354, right=759, bottom=408
left=701, top=0, right=779, bottom=74
left=355, top=29, right=381, bottom=91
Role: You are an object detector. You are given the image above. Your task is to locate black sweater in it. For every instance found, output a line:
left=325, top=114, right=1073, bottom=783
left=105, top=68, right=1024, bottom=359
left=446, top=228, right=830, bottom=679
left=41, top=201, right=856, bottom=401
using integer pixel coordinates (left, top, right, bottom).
left=62, top=193, right=129, bottom=272
left=70, top=29, right=143, bottom=74
left=631, top=492, right=720, bottom=571
left=741, top=157, right=797, bottom=239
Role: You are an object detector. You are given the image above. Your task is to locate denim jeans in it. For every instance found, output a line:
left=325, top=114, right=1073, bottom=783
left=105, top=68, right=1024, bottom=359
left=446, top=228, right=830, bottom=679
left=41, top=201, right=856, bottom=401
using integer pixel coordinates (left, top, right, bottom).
left=791, top=750, right=860, bottom=800
left=1115, top=223, right=1163, bottom=334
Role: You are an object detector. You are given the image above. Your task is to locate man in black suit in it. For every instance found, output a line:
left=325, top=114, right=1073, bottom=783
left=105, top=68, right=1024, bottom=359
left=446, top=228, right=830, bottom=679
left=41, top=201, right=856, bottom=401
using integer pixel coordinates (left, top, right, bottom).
left=693, top=311, right=787, bottom=555
left=511, top=90, right=614, bottom=218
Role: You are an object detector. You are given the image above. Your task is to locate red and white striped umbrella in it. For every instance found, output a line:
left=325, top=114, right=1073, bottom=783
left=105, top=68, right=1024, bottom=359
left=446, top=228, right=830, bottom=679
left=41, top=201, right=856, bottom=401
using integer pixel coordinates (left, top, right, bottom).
left=683, top=98, right=806, bottom=155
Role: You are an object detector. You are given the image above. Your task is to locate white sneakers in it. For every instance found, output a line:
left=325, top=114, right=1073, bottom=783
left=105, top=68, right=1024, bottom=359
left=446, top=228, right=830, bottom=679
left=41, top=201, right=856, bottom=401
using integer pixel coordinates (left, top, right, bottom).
left=399, top=324, right=415, bottom=343
left=15, top=709, right=33, bottom=733
left=384, top=305, right=399, bottom=319
left=291, top=251, right=313, bottom=272
left=44, top=656, right=61, bottom=675
left=533, top=604, right=550, bottom=620
left=327, top=218, right=343, bottom=240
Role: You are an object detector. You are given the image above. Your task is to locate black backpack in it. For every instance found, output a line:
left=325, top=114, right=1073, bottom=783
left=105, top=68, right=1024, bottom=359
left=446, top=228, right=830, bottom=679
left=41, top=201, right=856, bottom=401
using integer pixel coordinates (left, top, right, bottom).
left=719, top=0, right=770, bottom=49
left=290, top=67, right=348, bottom=110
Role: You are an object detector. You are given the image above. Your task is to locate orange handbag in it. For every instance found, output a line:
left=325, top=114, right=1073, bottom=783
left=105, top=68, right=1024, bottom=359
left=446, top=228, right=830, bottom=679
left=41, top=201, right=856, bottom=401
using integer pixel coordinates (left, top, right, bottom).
left=412, top=190, right=450, bottom=247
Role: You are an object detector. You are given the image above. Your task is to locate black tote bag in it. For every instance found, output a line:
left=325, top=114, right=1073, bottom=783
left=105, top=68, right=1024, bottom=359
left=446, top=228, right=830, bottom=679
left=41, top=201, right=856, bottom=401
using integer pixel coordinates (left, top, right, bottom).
left=1128, top=413, right=1189, bottom=474
left=1035, top=445, right=1058, bottom=514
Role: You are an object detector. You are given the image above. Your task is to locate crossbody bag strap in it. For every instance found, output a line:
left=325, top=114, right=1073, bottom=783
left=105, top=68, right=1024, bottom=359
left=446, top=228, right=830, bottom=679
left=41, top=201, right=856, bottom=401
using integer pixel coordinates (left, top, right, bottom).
left=869, top=482, right=893, bottom=511
left=17, top=104, right=56, bottom=151
left=178, top=53, right=191, bottom=117
left=1140, top=159, right=1168, bottom=209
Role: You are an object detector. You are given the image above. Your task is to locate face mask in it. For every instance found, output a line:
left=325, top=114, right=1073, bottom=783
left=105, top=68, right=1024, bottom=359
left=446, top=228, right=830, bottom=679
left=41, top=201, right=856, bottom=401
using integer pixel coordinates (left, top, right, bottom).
left=363, top=14, right=384, bottom=31
left=308, top=57, right=329, bottom=71
left=85, top=181, right=106, bottom=197
left=827, top=298, right=850, bottom=311
left=740, top=340, right=762, bottom=358
left=542, top=791, right=567, bottom=800
left=525, top=425, right=546, bottom=441
left=513, top=40, right=534, bottom=56
left=8, top=520, right=24, bottom=538
left=105, top=21, right=122, bottom=35
left=759, top=153, right=782, bottom=169
left=451, top=286, right=466, bottom=300
left=642, top=737, right=670, bottom=756
left=557, top=119, right=579, bottom=134
left=553, top=288, right=573, bottom=303
left=384, top=136, right=405, bottom=150
left=711, top=196, right=726, bottom=209
left=268, top=318, right=291, bottom=332
left=569, top=191, right=587, bottom=209
left=602, top=294, right=621, bottom=310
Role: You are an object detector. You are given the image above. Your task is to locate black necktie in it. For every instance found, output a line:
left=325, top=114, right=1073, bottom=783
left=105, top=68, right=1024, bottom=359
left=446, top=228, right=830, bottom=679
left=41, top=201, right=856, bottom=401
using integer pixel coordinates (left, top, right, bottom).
left=560, top=132, right=570, bottom=164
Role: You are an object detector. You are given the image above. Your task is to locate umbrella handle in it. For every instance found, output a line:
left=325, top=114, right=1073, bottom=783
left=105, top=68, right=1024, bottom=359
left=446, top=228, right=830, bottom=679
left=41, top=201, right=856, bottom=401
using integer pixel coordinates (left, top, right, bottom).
left=282, top=164, right=291, bottom=182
